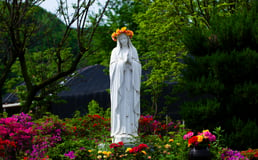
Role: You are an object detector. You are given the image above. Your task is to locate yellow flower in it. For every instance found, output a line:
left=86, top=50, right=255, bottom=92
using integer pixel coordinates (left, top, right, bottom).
left=88, top=150, right=92, bottom=153
left=141, top=150, right=147, bottom=155
left=176, top=143, right=180, bottom=146
left=97, top=155, right=102, bottom=159
left=121, top=27, right=127, bottom=31
left=103, top=151, right=112, bottom=157
left=98, top=150, right=102, bottom=154
left=125, top=148, right=132, bottom=152
left=169, top=139, right=174, bottom=142
left=164, top=144, right=171, bottom=149
left=103, top=155, right=107, bottom=159
left=197, top=135, right=203, bottom=142
left=203, top=129, right=209, bottom=133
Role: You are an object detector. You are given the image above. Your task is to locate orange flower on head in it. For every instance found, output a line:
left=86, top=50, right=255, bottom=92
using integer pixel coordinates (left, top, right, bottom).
left=111, top=27, right=134, bottom=41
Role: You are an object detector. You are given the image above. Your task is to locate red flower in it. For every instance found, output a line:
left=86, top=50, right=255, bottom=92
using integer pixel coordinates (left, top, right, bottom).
left=109, top=142, right=124, bottom=149
left=93, top=115, right=101, bottom=119
left=129, top=144, right=148, bottom=153
left=188, top=136, right=198, bottom=147
left=118, top=141, right=124, bottom=146
left=138, top=143, right=148, bottom=150
left=93, top=123, right=97, bottom=127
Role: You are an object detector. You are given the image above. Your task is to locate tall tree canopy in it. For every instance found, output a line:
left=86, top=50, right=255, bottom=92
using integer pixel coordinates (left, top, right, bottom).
left=1, top=0, right=110, bottom=113
left=133, top=0, right=253, bottom=115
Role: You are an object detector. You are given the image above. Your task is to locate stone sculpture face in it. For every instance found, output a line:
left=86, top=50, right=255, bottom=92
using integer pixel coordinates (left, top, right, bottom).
left=118, top=33, right=128, bottom=47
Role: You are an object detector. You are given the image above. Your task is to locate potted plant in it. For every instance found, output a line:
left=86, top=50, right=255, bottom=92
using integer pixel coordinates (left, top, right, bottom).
left=183, top=130, right=216, bottom=160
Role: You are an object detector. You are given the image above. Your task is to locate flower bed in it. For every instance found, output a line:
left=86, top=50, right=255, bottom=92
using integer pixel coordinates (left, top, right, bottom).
left=0, top=112, right=255, bottom=160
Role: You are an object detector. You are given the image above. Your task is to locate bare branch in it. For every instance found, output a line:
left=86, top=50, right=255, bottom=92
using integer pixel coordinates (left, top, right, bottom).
left=87, top=0, right=110, bottom=49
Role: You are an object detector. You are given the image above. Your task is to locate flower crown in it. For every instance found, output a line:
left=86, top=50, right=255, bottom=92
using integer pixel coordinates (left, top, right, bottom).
left=111, top=27, right=134, bottom=41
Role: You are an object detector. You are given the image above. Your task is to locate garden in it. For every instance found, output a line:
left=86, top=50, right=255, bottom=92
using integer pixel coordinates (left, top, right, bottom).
left=1, top=111, right=257, bottom=160
left=1, top=0, right=258, bottom=159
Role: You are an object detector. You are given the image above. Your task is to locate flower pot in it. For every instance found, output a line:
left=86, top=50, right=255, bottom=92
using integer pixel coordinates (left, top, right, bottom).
left=189, top=146, right=211, bottom=160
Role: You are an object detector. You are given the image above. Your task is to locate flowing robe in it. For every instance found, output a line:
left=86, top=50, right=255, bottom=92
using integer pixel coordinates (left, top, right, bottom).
left=110, top=46, right=141, bottom=141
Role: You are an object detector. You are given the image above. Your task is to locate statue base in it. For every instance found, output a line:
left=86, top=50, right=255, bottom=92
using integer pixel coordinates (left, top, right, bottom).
left=112, top=134, right=136, bottom=143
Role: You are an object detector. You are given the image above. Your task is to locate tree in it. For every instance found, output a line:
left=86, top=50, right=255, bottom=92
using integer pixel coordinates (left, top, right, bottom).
left=81, top=0, right=146, bottom=67
left=180, top=0, right=257, bottom=149
left=0, top=0, right=110, bottom=113
left=133, top=0, right=251, bottom=116
left=0, top=0, right=44, bottom=112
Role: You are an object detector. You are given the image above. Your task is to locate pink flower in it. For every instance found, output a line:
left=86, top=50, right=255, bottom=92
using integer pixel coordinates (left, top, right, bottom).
left=64, top=151, right=76, bottom=159
left=183, top=131, right=194, bottom=140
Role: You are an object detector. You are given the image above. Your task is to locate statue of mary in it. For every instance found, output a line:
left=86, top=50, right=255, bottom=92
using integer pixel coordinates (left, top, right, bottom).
left=110, top=27, right=141, bottom=143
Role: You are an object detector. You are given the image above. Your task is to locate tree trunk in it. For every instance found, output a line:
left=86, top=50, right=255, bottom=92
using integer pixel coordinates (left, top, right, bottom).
left=20, top=89, right=36, bottom=113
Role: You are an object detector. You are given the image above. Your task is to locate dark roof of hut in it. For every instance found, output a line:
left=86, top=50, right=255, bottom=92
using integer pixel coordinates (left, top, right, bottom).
left=2, top=64, right=110, bottom=104
left=58, top=64, right=109, bottom=97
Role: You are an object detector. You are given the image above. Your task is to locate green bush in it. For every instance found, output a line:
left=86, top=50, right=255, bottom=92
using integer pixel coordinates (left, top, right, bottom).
left=179, top=1, right=258, bottom=149
left=180, top=98, right=221, bottom=131
left=225, top=118, right=258, bottom=150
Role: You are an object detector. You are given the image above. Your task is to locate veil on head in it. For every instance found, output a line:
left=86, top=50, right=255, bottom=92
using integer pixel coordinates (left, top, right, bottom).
left=117, top=33, right=134, bottom=50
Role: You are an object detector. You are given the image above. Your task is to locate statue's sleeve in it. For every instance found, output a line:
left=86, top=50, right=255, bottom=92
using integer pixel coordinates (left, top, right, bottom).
left=132, top=48, right=141, bottom=92
left=110, top=48, right=124, bottom=112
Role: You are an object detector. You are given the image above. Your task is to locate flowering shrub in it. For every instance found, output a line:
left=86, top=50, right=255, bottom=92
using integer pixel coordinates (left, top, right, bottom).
left=221, top=148, right=248, bottom=160
left=241, top=149, right=258, bottom=160
left=183, top=130, right=216, bottom=147
left=109, top=141, right=124, bottom=150
left=0, top=113, right=35, bottom=159
left=29, top=114, right=67, bottom=159
left=64, top=151, right=76, bottom=159
left=128, top=143, right=148, bottom=154
left=64, top=114, right=110, bottom=142
left=138, top=115, right=181, bottom=137
left=0, top=138, right=16, bottom=158
left=1, top=112, right=254, bottom=159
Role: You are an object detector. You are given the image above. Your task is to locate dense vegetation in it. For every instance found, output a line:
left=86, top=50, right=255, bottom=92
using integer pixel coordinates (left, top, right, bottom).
left=179, top=2, right=258, bottom=149
left=1, top=0, right=257, bottom=150
left=1, top=0, right=108, bottom=113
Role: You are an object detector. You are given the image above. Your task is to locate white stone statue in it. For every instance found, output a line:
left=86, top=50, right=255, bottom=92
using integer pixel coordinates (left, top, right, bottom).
left=110, top=27, right=141, bottom=143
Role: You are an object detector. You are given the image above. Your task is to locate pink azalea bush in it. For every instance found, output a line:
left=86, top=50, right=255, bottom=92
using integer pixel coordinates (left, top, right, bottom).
left=0, top=112, right=253, bottom=159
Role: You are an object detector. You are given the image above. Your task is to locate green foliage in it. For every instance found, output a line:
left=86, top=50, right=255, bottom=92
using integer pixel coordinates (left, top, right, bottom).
left=0, top=112, right=8, bottom=118
left=83, top=0, right=145, bottom=68
left=2, top=4, right=78, bottom=109
left=133, top=0, right=258, bottom=115
left=88, top=100, right=101, bottom=115
left=6, top=48, right=74, bottom=113
left=180, top=98, right=221, bottom=131
left=1, top=0, right=107, bottom=113
left=140, top=126, right=189, bottom=159
left=87, top=100, right=110, bottom=118
left=179, top=1, right=258, bottom=150
left=47, top=137, right=96, bottom=160
left=225, top=118, right=258, bottom=149
left=134, top=0, right=188, bottom=113
left=210, top=126, right=225, bottom=159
